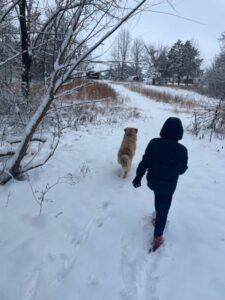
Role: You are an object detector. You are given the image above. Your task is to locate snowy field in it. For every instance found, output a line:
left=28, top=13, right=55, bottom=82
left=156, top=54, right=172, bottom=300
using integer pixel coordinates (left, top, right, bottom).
left=1, top=83, right=225, bottom=300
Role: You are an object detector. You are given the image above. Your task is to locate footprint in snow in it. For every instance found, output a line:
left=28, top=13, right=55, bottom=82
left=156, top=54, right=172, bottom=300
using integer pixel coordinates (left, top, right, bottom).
left=23, top=261, right=43, bottom=300
left=87, top=274, right=100, bottom=287
left=101, top=201, right=111, bottom=210
left=96, top=201, right=111, bottom=228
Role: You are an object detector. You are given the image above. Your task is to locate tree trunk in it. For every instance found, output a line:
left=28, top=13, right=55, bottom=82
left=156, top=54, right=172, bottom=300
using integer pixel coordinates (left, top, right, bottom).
left=1, top=82, right=56, bottom=183
left=19, top=0, right=32, bottom=99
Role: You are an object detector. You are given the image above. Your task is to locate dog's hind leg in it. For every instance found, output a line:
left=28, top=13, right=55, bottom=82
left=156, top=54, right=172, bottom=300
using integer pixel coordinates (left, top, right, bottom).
left=123, top=170, right=128, bottom=178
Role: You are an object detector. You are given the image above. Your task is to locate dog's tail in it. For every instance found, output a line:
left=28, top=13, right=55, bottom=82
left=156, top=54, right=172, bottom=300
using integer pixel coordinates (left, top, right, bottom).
left=120, top=154, right=130, bottom=168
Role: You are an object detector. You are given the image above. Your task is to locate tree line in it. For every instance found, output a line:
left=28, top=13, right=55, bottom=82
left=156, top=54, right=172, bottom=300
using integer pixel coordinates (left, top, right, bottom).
left=107, top=29, right=225, bottom=99
left=107, top=30, right=203, bottom=86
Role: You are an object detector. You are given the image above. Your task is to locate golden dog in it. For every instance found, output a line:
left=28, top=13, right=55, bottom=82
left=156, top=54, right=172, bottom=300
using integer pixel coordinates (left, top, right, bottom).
left=118, top=127, right=138, bottom=178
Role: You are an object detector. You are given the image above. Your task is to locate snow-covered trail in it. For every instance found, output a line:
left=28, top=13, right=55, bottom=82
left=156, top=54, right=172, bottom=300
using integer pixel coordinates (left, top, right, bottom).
left=1, top=83, right=225, bottom=300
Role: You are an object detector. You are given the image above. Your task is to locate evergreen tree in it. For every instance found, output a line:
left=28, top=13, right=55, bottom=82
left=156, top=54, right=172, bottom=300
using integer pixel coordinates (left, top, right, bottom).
left=182, top=41, right=202, bottom=85
left=167, top=39, right=202, bottom=85
left=156, top=47, right=169, bottom=84
left=167, top=39, right=184, bottom=85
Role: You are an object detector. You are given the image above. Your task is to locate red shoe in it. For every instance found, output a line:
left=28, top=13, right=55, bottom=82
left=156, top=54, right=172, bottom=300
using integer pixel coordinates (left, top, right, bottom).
left=151, top=236, right=164, bottom=252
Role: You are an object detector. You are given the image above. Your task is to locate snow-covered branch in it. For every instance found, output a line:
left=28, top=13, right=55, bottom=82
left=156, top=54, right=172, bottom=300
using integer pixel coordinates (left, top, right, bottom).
left=0, top=0, right=21, bottom=23
left=0, top=0, right=148, bottom=184
left=0, top=51, right=23, bottom=67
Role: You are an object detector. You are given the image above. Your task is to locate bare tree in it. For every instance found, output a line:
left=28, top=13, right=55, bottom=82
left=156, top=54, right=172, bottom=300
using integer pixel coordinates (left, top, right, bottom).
left=201, top=33, right=225, bottom=98
left=131, top=38, right=144, bottom=79
left=1, top=0, right=39, bottom=98
left=144, top=43, right=169, bottom=84
left=0, top=0, right=148, bottom=184
left=193, top=32, right=225, bottom=139
left=111, top=29, right=132, bottom=80
left=1, top=0, right=90, bottom=98
left=0, top=0, right=20, bottom=82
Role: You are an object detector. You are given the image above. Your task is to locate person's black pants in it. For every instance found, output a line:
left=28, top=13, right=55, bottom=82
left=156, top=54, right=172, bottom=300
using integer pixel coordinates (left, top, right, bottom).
left=154, top=193, right=173, bottom=237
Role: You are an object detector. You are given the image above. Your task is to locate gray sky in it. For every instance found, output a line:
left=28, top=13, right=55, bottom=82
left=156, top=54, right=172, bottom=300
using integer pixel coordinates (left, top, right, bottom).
left=98, top=0, right=225, bottom=67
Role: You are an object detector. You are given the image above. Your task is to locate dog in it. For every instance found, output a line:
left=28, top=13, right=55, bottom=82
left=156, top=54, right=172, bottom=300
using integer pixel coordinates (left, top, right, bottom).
left=118, top=127, right=138, bottom=178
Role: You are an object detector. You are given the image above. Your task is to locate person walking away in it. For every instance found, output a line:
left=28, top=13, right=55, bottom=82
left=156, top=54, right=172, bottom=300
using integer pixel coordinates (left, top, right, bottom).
left=132, top=117, right=188, bottom=251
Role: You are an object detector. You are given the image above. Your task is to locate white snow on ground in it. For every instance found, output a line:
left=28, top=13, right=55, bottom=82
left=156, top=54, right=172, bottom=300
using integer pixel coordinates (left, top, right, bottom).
left=0, top=83, right=225, bottom=300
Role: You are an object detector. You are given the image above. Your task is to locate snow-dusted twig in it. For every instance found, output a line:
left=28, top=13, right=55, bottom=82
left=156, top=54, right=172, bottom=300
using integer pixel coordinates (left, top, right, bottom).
left=54, top=81, right=92, bottom=99
left=28, top=162, right=90, bottom=215
left=5, top=191, right=12, bottom=208
left=65, top=162, right=90, bottom=185
left=0, top=51, right=24, bottom=68
left=190, top=97, right=225, bottom=140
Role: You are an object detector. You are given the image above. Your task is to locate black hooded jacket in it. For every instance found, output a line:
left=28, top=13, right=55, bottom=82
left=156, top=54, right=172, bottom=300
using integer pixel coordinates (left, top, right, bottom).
left=136, top=117, right=188, bottom=195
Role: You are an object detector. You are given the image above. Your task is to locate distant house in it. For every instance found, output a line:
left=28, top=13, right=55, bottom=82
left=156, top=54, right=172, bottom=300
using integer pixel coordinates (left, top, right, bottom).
left=86, top=71, right=100, bottom=80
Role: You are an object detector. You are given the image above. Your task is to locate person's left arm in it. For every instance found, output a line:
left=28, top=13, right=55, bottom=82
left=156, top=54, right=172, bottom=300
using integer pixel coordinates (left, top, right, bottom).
left=132, top=140, right=153, bottom=188
left=180, top=146, right=188, bottom=175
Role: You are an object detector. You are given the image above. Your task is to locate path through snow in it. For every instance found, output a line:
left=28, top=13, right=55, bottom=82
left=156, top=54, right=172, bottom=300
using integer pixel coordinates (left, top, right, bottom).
left=0, top=83, right=225, bottom=300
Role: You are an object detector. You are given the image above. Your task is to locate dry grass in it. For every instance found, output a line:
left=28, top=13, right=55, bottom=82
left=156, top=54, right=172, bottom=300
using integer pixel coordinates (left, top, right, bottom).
left=57, top=80, right=118, bottom=101
left=124, top=83, right=198, bottom=110
left=161, top=84, right=197, bottom=91
left=52, top=81, right=141, bottom=130
left=31, top=80, right=118, bottom=102
left=1, top=80, right=141, bottom=140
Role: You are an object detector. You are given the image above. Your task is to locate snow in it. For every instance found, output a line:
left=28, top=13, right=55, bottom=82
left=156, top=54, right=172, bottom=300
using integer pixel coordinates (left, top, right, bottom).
left=1, top=83, right=225, bottom=300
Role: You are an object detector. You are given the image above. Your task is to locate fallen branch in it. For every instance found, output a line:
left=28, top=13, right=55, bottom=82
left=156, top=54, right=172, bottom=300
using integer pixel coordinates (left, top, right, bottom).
left=6, top=135, right=47, bottom=144
left=0, top=151, right=15, bottom=157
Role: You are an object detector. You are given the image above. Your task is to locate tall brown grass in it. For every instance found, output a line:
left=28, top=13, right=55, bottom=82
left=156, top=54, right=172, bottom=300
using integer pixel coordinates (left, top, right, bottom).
left=124, top=83, right=198, bottom=110
left=160, top=84, right=197, bottom=91
left=57, top=80, right=118, bottom=101
left=31, top=80, right=118, bottom=101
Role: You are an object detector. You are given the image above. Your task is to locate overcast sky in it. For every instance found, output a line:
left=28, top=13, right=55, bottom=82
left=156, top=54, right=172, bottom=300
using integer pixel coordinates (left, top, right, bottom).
left=98, top=0, right=225, bottom=67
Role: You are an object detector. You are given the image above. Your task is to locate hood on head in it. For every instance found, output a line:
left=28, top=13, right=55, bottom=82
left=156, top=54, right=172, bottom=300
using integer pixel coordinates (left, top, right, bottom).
left=160, top=117, right=183, bottom=141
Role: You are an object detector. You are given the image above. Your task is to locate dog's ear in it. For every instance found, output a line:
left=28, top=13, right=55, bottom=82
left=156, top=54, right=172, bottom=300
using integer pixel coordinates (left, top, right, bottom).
left=124, top=128, right=127, bottom=132
left=135, top=128, right=138, bottom=133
